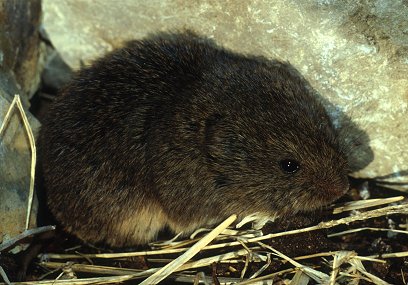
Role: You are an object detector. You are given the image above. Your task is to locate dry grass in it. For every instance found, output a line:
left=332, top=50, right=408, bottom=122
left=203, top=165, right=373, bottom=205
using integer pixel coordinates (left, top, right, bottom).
left=29, top=197, right=407, bottom=285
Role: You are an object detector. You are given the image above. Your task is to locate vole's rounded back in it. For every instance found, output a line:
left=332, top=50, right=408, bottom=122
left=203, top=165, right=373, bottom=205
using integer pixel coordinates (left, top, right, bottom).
left=39, top=32, right=349, bottom=247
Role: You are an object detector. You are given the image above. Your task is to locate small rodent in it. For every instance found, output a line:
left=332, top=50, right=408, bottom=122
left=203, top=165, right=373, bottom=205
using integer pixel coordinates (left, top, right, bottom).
left=39, top=31, right=349, bottom=247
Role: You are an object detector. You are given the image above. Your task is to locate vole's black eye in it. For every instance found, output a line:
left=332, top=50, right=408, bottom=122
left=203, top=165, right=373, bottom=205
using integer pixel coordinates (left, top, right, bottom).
left=279, top=159, right=300, bottom=174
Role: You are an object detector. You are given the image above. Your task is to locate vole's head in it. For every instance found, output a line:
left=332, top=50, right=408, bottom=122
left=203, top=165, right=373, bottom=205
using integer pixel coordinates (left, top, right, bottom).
left=153, top=43, right=350, bottom=223
left=197, top=59, right=350, bottom=217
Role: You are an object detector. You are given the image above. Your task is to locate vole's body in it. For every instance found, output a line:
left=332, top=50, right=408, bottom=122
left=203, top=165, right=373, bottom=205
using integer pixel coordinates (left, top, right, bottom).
left=39, top=32, right=349, bottom=247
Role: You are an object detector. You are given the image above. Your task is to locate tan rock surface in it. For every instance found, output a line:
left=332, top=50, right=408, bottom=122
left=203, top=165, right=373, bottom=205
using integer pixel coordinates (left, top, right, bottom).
left=42, top=0, right=408, bottom=189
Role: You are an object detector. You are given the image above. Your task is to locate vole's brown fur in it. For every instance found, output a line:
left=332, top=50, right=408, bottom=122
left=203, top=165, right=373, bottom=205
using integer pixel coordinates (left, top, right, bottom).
left=39, top=31, right=349, bottom=247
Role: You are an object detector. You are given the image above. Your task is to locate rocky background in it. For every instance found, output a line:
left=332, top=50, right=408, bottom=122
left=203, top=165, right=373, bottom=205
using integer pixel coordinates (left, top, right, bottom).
left=1, top=0, right=407, bottom=244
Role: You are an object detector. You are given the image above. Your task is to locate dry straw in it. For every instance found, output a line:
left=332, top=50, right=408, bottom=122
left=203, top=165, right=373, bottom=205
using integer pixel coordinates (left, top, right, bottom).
left=139, top=214, right=237, bottom=285
left=1, top=199, right=407, bottom=284
left=33, top=197, right=407, bottom=284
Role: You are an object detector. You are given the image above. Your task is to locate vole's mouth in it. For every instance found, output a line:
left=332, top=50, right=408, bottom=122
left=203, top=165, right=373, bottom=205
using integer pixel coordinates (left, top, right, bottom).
left=313, top=175, right=350, bottom=202
left=314, top=186, right=349, bottom=208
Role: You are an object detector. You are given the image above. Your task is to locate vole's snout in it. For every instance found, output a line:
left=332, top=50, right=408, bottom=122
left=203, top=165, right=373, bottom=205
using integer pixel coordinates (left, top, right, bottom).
left=329, top=182, right=349, bottom=198
left=324, top=175, right=350, bottom=201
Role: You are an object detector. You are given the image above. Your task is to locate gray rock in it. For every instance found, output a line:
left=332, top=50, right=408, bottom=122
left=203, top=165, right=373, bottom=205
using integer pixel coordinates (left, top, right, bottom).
left=42, top=0, right=408, bottom=189
left=0, top=0, right=43, bottom=247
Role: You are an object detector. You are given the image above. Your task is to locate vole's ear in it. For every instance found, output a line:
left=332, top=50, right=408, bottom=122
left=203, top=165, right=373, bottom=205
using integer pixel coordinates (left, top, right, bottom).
left=204, top=113, right=251, bottom=165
